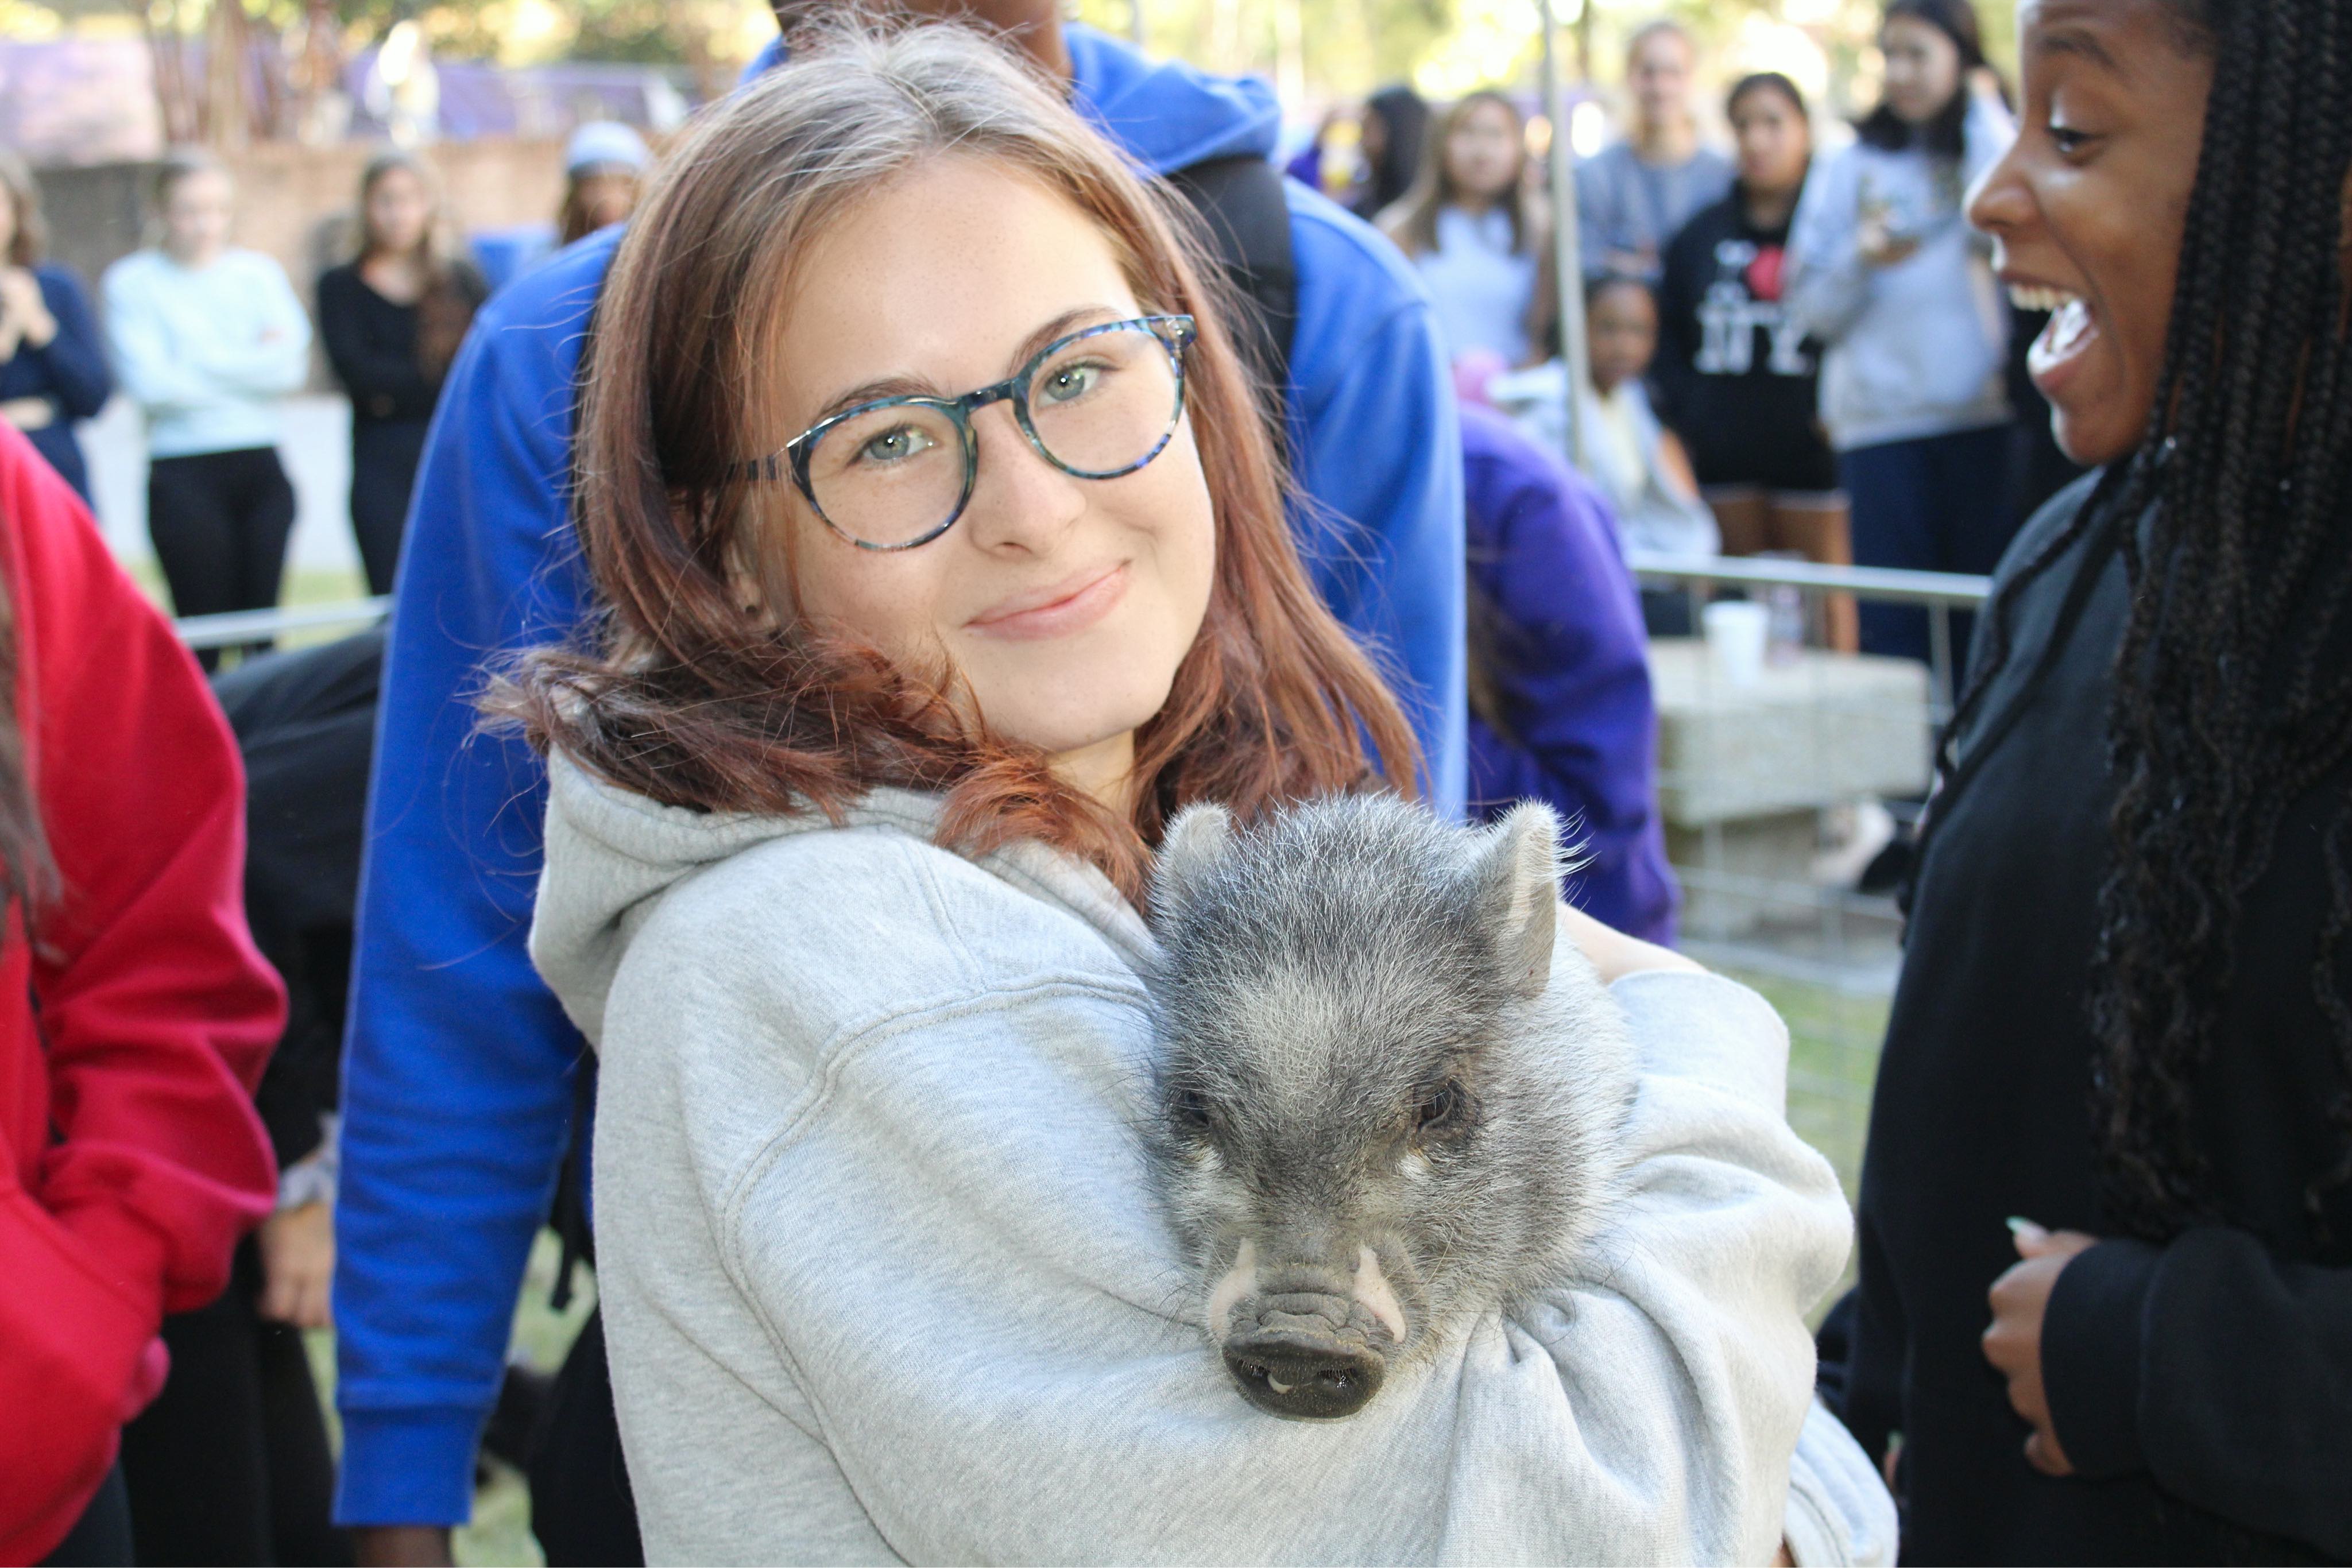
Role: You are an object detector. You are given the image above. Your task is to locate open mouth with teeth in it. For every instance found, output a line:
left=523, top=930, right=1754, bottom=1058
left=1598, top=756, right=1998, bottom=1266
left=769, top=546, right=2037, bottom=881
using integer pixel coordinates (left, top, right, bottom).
left=2012, top=284, right=2099, bottom=393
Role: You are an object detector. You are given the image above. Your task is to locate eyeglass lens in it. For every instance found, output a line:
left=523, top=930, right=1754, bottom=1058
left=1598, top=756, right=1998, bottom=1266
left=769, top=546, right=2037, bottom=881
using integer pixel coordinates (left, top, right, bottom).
left=804, top=321, right=1183, bottom=548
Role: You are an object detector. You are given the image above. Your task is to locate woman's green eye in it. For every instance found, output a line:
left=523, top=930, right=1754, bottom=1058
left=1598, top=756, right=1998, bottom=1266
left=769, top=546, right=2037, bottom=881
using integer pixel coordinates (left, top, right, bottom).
left=857, top=425, right=937, bottom=464
left=1040, top=361, right=1108, bottom=404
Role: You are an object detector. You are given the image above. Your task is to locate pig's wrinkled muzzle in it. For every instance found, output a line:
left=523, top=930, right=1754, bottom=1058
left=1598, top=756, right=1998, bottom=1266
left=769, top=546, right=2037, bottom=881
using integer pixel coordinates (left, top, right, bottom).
left=1208, top=1242, right=1406, bottom=1420
left=1223, top=1330, right=1384, bottom=1419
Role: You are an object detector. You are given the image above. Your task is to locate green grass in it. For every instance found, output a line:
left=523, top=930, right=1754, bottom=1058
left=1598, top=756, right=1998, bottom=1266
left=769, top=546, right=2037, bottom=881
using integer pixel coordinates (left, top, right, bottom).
left=1720, top=965, right=1891, bottom=1205
left=1717, top=964, right=1890, bottom=1313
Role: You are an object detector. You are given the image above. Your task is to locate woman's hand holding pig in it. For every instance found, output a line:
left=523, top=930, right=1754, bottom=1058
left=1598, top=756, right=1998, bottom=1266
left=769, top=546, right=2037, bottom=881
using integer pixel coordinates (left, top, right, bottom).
left=1557, top=903, right=1703, bottom=984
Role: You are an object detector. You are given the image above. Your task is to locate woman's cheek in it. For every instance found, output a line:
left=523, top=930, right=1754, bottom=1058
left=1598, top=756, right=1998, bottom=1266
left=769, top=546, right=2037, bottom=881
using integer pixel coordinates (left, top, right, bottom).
left=797, top=543, right=946, bottom=657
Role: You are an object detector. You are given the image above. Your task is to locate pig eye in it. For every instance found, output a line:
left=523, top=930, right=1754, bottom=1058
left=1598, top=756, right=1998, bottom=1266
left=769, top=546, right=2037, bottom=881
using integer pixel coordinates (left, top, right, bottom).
left=1414, top=1080, right=1468, bottom=1139
left=1173, top=1086, right=1216, bottom=1135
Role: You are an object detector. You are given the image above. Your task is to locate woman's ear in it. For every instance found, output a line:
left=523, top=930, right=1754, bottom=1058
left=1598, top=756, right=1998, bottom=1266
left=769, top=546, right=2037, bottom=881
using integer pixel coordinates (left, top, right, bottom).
left=725, top=529, right=791, bottom=632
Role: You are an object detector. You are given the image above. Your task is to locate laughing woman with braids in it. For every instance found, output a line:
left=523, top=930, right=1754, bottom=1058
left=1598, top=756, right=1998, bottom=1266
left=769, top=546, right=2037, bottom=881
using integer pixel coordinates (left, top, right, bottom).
left=1838, top=0, right=2352, bottom=1560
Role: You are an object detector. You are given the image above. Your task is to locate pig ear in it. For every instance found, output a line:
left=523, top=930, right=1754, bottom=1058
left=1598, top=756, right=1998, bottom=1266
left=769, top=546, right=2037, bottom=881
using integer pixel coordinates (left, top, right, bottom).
left=1471, top=802, right=1561, bottom=998
left=1152, top=803, right=1235, bottom=921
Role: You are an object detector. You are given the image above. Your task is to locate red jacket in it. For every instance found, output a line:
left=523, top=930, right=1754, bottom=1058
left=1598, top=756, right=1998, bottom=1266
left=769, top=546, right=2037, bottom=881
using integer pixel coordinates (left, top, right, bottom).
left=0, top=426, right=282, bottom=1565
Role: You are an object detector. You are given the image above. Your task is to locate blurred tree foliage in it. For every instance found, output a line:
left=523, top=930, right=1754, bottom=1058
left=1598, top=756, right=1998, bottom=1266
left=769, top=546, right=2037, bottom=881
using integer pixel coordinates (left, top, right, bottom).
left=32, top=0, right=2011, bottom=140
left=1077, top=0, right=2014, bottom=122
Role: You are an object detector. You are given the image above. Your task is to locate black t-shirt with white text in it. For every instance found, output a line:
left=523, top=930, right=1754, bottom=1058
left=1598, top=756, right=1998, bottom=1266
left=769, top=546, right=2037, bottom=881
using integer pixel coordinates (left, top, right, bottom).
left=1655, top=188, right=1839, bottom=494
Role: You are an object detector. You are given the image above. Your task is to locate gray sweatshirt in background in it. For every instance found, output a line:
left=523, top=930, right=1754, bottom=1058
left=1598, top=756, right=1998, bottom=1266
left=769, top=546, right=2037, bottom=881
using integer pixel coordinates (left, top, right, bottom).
left=531, top=756, right=1893, bottom=1565
left=1784, top=95, right=2016, bottom=452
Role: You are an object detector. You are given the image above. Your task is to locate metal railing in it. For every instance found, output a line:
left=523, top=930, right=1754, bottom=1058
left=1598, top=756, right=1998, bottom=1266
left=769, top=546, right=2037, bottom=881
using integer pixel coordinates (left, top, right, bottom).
left=174, top=595, right=390, bottom=651
left=163, top=561, right=1991, bottom=651
left=1627, top=549, right=1990, bottom=717
left=1620, top=553, right=1991, bottom=1197
left=166, top=560, right=1994, bottom=1199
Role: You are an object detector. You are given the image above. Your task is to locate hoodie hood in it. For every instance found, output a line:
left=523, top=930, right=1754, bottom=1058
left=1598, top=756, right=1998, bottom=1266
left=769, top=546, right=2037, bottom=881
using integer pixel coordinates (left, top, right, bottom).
left=1062, top=24, right=1279, bottom=174
left=738, top=22, right=1278, bottom=177
left=531, top=754, right=1151, bottom=1050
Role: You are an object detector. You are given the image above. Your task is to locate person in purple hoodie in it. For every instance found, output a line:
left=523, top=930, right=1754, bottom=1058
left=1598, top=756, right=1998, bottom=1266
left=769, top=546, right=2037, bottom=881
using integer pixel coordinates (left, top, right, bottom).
left=1461, top=400, right=1677, bottom=944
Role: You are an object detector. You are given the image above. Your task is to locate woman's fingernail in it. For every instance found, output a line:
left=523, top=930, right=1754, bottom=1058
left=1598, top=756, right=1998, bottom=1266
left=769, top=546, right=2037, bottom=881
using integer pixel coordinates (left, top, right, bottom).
left=2005, top=1215, right=2043, bottom=1237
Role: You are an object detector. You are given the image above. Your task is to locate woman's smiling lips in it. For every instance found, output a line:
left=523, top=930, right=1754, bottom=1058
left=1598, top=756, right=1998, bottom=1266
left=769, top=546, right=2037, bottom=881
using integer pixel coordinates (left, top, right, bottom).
left=966, top=561, right=1131, bottom=641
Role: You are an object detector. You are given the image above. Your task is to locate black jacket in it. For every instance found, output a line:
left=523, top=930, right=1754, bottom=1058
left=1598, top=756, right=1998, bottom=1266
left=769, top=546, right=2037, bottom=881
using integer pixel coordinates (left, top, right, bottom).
left=210, top=629, right=382, bottom=1170
left=1843, top=473, right=2352, bottom=1564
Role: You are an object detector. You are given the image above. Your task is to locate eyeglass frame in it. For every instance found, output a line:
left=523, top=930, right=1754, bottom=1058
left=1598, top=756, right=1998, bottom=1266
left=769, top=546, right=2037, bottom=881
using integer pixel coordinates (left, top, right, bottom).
left=738, top=313, right=1201, bottom=553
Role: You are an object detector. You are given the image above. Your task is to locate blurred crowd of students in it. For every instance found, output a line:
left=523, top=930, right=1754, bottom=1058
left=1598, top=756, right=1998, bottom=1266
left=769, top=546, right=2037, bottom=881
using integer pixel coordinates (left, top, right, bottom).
left=0, top=123, right=650, bottom=670
left=1296, top=0, right=2076, bottom=667
left=3, top=0, right=2350, bottom=1563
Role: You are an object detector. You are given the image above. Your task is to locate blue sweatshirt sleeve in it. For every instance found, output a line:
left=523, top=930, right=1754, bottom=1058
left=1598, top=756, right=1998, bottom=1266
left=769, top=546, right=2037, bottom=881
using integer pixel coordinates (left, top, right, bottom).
left=31, top=267, right=110, bottom=420
left=103, top=259, right=215, bottom=416
left=332, top=235, right=614, bottom=1528
left=1282, top=189, right=1467, bottom=819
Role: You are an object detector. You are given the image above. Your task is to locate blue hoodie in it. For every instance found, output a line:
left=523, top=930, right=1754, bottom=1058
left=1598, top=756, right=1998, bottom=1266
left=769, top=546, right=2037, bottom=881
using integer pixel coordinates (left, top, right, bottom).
left=333, top=25, right=1464, bottom=1528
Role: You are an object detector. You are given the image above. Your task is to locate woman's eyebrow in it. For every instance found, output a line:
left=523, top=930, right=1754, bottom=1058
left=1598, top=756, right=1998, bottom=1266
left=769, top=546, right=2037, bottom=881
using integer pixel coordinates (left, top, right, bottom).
left=806, top=305, right=1125, bottom=424
left=811, top=373, right=937, bottom=424
left=1011, top=305, right=1125, bottom=367
left=2032, top=24, right=2126, bottom=78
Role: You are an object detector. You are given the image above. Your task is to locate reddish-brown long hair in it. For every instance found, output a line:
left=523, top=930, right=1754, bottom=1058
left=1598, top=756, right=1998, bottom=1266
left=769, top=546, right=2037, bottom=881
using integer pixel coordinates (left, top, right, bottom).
left=494, top=20, right=1418, bottom=903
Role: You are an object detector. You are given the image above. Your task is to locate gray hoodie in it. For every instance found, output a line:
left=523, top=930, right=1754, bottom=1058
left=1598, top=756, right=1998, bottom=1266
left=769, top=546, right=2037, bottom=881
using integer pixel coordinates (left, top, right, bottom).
left=1784, top=96, right=2016, bottom=452
left=531, top=756, right=1891, bottom=1565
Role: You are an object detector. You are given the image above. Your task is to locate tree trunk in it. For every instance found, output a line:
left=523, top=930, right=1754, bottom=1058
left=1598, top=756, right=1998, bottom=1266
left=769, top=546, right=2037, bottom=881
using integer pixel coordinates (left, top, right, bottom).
left=138, top=0, right=200, bottom=147
left=204, top=0, right=253, bottom=150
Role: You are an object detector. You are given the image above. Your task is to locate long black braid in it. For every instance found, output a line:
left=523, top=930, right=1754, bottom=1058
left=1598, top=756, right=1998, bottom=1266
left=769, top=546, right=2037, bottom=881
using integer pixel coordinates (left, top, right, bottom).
left=1915, top=0, right=2352, bottom=1244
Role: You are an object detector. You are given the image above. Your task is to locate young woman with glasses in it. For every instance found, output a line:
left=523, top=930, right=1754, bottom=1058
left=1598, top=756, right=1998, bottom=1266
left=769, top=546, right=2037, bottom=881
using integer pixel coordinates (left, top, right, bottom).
left=492, top=24, right=1882, bottom=1561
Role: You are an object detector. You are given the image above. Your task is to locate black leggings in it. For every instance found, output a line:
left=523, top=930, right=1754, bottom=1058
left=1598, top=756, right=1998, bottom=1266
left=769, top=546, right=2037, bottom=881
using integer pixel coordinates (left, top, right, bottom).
left=115, top=1238, right=349, bottom=1567
left=148, top=446, right=295, bottom=667
left=350, top=417, right=428, bottom=597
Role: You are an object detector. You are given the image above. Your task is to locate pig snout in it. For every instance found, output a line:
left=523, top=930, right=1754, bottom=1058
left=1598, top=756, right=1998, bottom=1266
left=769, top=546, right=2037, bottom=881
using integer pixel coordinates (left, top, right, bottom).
left=1206, top=1241, right=1407, bottom=1420
left=1223, top=1334, right=1384, bottom=1419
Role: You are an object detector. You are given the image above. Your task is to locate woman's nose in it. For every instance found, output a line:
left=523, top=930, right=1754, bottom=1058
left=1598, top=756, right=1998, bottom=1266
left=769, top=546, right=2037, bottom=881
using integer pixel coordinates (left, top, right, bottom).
left=960, top=402, right=1087, bottom=556
left=1966, top=137, right=2033, bottom=241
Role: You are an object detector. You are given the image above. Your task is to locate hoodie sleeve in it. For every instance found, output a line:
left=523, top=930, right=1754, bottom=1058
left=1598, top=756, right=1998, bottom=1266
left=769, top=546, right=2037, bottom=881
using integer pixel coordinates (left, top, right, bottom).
left=103, top=258, right=219, bottom=416
left=1785, top=149, right=1871, bottom=347
left=199, top=255, right=312, bottom=398
left=331, top=236, right=606, bottom=1529
left=1461, top=413, right=1676, bottom=945
left=1283, top=189, right=1468, bottom=818
left=2040, top=1228, right=2352, bottom=1559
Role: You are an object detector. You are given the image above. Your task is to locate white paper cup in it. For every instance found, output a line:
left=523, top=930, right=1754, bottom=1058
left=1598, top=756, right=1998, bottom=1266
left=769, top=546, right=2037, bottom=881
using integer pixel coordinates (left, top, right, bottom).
left=1703, top=600, right=1771, bottom=688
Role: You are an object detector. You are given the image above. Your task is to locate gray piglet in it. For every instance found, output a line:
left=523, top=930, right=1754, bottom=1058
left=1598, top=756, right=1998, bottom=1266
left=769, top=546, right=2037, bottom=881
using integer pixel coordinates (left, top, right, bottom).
left=1139, top=792, right=1638, bottom=1420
